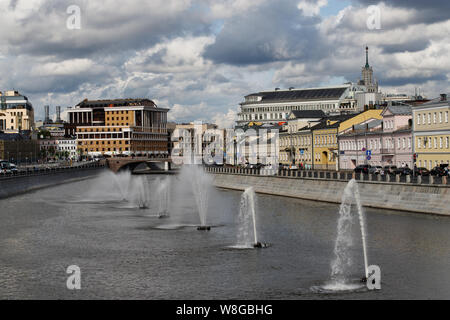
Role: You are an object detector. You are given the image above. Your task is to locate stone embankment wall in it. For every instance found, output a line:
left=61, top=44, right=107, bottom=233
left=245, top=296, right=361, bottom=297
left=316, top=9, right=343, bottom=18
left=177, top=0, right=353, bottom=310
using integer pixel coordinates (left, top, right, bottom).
left=211, top=173, right=450, bottom=216
left=0, top=166, right=105, bottom=199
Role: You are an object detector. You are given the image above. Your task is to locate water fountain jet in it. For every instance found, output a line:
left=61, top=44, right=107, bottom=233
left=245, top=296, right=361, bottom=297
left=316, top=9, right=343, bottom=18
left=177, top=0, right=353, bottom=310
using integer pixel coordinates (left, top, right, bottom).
left=329, top=179, right=368, bottom=289
left=235, top=187, right=268, bottom=249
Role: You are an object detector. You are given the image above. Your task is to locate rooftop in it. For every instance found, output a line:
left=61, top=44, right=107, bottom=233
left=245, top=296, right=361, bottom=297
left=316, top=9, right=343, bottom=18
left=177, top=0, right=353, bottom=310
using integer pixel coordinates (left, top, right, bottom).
left=289, top=110, right=326, bottom=119
left=76, top=98, right=158, bottom=108
left=243, top=86, right=349, bottom=104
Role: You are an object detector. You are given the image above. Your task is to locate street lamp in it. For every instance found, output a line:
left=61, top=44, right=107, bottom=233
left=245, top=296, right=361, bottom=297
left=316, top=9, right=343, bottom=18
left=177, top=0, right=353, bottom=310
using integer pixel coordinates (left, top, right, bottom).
left=233, top=136, right=237, bottom=167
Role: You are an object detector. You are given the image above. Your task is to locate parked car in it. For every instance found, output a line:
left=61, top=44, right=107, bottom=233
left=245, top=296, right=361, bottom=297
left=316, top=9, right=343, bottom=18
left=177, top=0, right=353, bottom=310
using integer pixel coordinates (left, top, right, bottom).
left=9, top=164, right=18, bottom=175
left=354, top=164, right=371, bottom=174
left=383, top=165, right=398, bottom=175
left=395, top=167, right=413, bottom=176
left=414, top=167, right=430, bottom=176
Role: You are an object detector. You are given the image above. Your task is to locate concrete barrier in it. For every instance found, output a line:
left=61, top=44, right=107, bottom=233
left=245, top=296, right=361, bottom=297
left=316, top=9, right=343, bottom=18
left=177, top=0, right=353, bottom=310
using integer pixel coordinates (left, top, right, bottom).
left=0, top=166, right=105, bottom=199
left=211, top=173, right=450, bottom=216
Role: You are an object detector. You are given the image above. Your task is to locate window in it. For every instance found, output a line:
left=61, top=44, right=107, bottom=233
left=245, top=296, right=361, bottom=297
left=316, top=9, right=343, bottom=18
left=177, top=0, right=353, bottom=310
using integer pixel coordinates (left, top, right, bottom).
left=418, top=138, right=421, bottom=149
left=446, top=137, right=449, bottom=149
left=417, top=114, right=421, bottom=125
left=446, top=112, right=449, bottom=123
left=428, top=113, right=431, bottom=124
left=440, top=137, right=443, bottom=149
left=434, top=137, right=437, bottom=149
left=433, top=113, right=437, bottom=124
left=423, top=114, right=426, bottom=124
left=439, top=112, right=443, bottom=123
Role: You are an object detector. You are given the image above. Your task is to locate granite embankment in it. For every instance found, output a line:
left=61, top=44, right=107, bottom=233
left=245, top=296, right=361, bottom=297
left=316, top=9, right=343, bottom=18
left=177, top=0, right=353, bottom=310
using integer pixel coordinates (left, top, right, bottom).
left=211, top=173, right=450, bottom=216
left=0, top=165, right=105, bottom=199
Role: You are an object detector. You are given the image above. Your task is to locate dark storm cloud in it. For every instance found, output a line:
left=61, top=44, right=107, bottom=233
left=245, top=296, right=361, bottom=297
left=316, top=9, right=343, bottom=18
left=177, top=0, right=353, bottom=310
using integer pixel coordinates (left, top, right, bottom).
left=379, top=74, right=447, bottom=87
left=2, top=0, right=211, bottom=61
left=381, top=40, right=431, bottom=54
left=204, top=0, right=328, bottom=66
left=9, top=0, right=19, bottom=10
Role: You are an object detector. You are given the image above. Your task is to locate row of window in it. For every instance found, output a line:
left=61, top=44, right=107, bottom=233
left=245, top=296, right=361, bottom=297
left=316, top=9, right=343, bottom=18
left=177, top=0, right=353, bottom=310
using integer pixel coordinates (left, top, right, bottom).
left=280, top=135, right=337, bottom=147
left=416, top=111, right=449, bottom=125
left=82, top=147, right=129, bottom=152
left=417, top=136, right=450, bottom=149
left=417, top=160, right=450, bottom=170
left=341, top=137, right=412, bottom=151
left=107, top=117, right=129, bottom=122
left=79, top=140, right=130, bottom=145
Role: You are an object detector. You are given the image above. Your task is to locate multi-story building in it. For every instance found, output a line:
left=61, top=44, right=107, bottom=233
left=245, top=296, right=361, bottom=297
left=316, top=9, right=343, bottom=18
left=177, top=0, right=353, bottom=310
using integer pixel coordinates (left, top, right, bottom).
left=171, top=122, right=220, bottom=164
left=0, top=133, right=40, bottom=163
left=279, top=110, right=325, bottom=165
left=339, top=105, right=413, bottom=169
left=66, top=98, right=169, bottom=157
left=281, top=110, right=383, bottom=170
left=56, top=138, right=77, bottom=160
left=236, top=84, right=366, bottom=126
left=234, top=124, right=279, bottom=166
left=413, top=94, right=450, bottom=170
left=236, top=47, right=379, bottom=126
left=0, top=91, right=35, bottom=133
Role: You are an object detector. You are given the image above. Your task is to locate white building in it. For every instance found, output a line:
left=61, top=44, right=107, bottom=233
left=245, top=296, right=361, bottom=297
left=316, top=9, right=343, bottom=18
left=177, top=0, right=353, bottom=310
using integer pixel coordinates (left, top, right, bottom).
left=236, top=47, right=380, bottom=127
left=236, top=84, right=370, bottom=126
left=56, top=138, right=77, bottom=159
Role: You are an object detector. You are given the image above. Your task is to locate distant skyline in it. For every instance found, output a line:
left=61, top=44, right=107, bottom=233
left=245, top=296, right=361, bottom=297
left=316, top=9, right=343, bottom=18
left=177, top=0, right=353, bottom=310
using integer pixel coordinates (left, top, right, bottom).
left=0, top=0, right=449, bottom=127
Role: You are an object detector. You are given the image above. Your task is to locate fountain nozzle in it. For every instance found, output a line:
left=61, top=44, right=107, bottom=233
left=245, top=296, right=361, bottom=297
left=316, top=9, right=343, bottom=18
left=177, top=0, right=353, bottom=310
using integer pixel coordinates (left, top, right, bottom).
left=253, top=242, right=268, bottom=248
left=197, top=226, right=211, bottom=231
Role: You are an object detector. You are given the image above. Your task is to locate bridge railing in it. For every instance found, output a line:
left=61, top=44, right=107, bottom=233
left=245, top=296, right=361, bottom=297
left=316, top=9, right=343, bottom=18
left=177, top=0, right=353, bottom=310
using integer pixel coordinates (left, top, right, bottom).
left=204, top=166, right=450, bottom=186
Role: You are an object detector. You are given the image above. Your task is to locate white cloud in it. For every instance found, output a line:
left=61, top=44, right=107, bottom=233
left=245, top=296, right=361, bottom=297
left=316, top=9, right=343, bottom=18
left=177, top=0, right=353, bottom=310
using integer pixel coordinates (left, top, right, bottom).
left=212, top=108, right=238, bottom=129
left=297, top=0, right=328, bottom=17
left=31, top=58, right=95, bottom=76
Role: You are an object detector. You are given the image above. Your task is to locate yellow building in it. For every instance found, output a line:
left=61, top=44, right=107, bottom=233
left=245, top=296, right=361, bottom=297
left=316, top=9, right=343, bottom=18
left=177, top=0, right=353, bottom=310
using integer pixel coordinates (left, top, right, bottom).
left=0, top=91, right=35, bottom=133
left=413, top=95, right=450, bottom=169
left=67, top=99, right=169, bottom=157
left=279, top=110, right=325, bottom=166
left=312, top=110, right=383, bottom=170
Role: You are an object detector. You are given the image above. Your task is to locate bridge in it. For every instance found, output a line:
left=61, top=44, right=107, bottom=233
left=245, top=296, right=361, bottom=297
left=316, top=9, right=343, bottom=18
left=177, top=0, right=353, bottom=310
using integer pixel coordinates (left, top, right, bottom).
left=106, top=156, right=172, bottom=173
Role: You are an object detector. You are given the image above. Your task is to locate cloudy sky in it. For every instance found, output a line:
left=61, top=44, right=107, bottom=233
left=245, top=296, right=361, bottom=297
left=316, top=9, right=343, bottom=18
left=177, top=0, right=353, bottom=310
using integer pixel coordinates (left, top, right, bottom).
left=0, top=0, right=449, bottom=127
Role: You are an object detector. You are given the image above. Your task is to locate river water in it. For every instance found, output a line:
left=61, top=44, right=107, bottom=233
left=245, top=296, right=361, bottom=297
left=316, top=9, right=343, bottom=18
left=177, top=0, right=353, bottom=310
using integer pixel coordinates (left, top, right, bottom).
left=0, top=171, right=449, bottom=299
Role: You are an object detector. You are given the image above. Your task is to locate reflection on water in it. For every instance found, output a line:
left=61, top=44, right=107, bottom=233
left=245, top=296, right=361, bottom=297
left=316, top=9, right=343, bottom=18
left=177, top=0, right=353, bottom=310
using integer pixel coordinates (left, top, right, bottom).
left=0, top=170, right=450, bottom=299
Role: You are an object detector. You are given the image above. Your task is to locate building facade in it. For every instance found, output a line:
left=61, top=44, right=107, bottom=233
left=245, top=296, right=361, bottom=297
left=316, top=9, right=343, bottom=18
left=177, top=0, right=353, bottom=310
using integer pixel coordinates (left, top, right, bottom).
left=171, top=122, right=220, bottom=164
left=339, top=106, right=414, bottom=170
left=279, top=110, right=383, bottom=170
left=236, top=84, right=368, bottom=126
left=0, top=133, right=40, bottom=163
left=66, top=99, right=169, bottom=157
left=0, top=91, right=35, bottom=133
left=413, top=94, right=450, bottom=169
left=56, top=138, right=77, bottom=159
left=236, top=47, right=380, bottom=127
left=279, top=110, right=324, bottom=166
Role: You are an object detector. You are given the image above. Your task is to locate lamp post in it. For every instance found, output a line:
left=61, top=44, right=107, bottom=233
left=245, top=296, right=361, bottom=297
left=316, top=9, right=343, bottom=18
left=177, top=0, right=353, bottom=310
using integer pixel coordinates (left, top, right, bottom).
left=233, top=136, right=237, bottom=167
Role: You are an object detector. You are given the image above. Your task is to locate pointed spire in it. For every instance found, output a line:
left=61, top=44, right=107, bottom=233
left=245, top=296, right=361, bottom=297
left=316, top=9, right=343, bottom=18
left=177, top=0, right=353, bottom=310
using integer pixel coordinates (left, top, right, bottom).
left=365, top=46, right=370, bottom=68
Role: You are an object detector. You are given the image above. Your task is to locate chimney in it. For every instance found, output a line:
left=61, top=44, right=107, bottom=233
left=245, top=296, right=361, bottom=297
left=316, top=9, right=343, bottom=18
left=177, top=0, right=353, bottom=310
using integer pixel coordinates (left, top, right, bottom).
left=440, top=94, right=447, bottom=101
left=44, top=105, right=50, bottom=123
left=56, top=106, right=61, bottom=123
